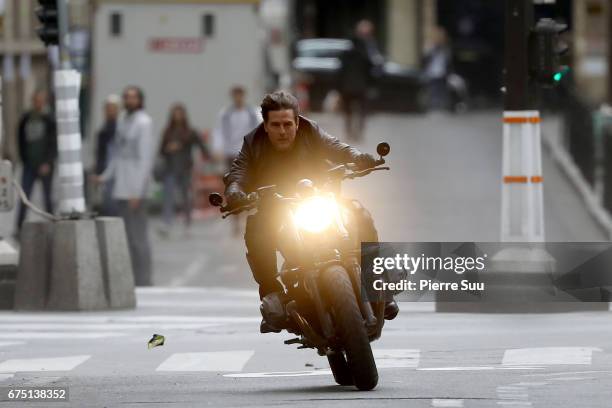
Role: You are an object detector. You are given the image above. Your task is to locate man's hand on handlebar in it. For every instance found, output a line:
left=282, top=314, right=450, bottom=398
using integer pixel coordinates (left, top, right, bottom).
left=225, top=190, right=247, bottom=209
left=354, top=153, right=378, bottom=170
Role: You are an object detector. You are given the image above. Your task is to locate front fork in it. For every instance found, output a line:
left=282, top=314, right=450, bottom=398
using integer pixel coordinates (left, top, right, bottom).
left=345, top=257, right=379, bottom=331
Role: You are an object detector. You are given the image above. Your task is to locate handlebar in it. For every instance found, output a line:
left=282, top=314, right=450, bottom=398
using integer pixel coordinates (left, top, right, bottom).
left=218, top=158, right=389, bottom=217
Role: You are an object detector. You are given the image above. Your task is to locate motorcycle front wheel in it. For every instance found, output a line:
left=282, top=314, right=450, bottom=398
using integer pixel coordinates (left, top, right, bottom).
left=321, top=265, right=378, bottom=391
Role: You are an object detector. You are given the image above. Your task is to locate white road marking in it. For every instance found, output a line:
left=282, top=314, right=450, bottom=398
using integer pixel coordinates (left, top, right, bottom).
left=374, top=349, right=420, bottom=368
left=136, top=287, right=259, bottom=298
left=224, top=370, right=332, bottom=378
left=431, top=399, right=464, bottom=407
left=0, top=374, right=14, bottom=382
left=156, top=351, right=254, bottom=372
left=0, top=355, right=90, bottom=372
left=0, top=332, right=126, bottom=339
left=0, top=341, right=24, bottom=348
left=418, top=366, right=543, bottom=371
left=502, top=347, right=600, bottom=366
left=0, top=323, right=223, bottom=331
left=497, top=385, right=531, bottom=406
left=137, top=300, right=255, bottom=309
left=170, top=255, right=208, bottom=287
left=0, top=315, right=259, bottom=324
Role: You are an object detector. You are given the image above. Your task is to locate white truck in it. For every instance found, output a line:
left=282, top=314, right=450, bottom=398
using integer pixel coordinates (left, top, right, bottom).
left=89, top=0, right=266, bottom=153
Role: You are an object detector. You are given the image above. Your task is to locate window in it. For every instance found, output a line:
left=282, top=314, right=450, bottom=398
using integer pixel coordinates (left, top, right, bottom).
left=110, top=12, right=122, bottom=37
left=202, top=14, right=214, bottom=37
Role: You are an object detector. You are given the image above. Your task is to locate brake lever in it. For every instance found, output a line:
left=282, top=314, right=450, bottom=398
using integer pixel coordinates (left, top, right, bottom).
left=344, top=166, right=390, bottom=179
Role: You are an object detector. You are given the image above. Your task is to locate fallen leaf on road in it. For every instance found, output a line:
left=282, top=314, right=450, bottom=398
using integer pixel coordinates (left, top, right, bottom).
left=148, top=334, right=165, bottom=349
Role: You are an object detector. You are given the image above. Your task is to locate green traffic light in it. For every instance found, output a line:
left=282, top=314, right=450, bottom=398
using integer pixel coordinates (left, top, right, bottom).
left=553, top=66, right=570, bottom=82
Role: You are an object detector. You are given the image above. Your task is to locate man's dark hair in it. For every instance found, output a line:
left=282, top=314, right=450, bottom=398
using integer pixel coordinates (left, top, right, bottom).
left=123, top=85, right=145, bottom=109
left=260, top=91, right=299, bottom=122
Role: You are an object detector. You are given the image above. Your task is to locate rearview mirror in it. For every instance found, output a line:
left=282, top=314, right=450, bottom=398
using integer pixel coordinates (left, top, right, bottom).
left=209, top=192, right=224, bottom=207
left=377, top=142, right=390, bottom=157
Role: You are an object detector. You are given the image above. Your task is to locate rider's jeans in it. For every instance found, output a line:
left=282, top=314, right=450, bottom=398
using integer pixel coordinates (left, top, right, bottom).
left=244, top=199, right=378, bottom=300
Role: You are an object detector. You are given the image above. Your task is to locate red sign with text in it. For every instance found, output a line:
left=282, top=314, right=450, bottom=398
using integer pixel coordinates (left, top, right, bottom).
left=149, top=38, right=204, bottom=53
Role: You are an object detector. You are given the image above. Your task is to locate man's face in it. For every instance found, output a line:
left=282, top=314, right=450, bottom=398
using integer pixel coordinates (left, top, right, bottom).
left=123, top=89, right=141, bottom=112
left=105, top=103, right=119, bottom=121
left=32, top=92, right=47, bottom=112
left=264, top=109, right=298, bottom=152
left=232, top=90, right=245, bottom=108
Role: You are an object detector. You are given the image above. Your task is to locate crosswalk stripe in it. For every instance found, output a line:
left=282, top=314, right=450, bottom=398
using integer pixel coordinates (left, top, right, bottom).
left=0, top=355, right=90, bottom=372
left=0, top=315, right=259, bottom=324
left=432, top=399, right=464, bottom=407
left=502, top=347, right=600, bottom=366
left=0, top=332, right=126, bottom=339
left=418, top=366, right=544, bottom=371
left=0, top=323, right=223, bottom=331
left=156, top=351, right=254, bottom=372
left=224, top=370, right=332, bottom=378
left=0, top=341, right=24, bottom=348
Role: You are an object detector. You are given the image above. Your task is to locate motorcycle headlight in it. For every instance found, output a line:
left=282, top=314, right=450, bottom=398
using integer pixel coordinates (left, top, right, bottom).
left=293, top=196, right=338, bottom=233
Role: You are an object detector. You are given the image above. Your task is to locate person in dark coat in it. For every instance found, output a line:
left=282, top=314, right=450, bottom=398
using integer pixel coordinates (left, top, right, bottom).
left=339, top=19, right=383, bottom=141
left=158, top=103, right=210, bottom=235
left=422, top=26, right=453, bottom=111
left=16, top=90, right=57, bottom=231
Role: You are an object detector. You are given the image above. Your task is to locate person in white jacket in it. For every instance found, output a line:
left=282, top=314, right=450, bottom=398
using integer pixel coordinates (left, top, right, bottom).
left=98, top=86, right=156, bottom=286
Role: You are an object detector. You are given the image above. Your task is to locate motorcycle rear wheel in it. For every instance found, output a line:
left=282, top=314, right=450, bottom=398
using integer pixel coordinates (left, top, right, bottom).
left=321, top=265, right=378, bottom=391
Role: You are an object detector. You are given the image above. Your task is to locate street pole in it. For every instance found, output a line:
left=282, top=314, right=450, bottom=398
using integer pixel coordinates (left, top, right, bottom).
left=54, top=0, right=86, bottom=214
left=500, top=0, right=544, bottom=242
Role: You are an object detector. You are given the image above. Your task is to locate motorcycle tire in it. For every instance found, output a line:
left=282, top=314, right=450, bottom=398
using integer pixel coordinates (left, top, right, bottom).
left=327, top=351, right=353, bottom=386
left=321, top=265, right=378, bottom=391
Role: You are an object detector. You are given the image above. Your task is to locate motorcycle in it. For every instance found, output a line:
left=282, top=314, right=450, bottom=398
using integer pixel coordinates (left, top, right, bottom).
left=209, top=142, right=392, bottom=391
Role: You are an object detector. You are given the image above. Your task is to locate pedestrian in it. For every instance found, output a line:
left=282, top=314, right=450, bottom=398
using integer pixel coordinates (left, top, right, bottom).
left=212, top=86, right=261, bottom=235
left=158, top=103, right=210, bottom=236
left=213, top=86, right=261, bottom=171
left=339, top=19, right=383, bottom=141
left=16, top=89, right=57, bottom=233
left=97, top=86, right=155, bottom=286
left=95, top=95, right=120, bottom=216
left=422, top=26, right=453, bottom=112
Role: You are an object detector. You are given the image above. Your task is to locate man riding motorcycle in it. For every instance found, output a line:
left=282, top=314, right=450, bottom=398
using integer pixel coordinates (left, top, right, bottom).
left=224, top=91, right=398, bottom=332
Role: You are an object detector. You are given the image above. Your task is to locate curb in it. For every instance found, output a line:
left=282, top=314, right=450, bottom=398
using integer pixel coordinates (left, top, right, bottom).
left=541, top=119, right=612, bottom=240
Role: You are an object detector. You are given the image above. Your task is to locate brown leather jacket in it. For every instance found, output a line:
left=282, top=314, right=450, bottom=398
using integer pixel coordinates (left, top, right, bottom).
left=225, top=115, right=362, bottom=196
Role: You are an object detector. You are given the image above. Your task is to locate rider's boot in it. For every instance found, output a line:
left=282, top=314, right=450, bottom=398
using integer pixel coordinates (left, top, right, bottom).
left=246, top=252, right=286, bottom=333
left=259, top=292, right=287, bottom=333
left=384, top=299, right=399, bottom=320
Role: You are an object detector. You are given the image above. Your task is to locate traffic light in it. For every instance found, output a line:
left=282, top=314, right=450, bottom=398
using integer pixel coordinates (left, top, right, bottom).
left=528, top=18, right=568, bottom=87
left=36, top=0, right=59, bottom=46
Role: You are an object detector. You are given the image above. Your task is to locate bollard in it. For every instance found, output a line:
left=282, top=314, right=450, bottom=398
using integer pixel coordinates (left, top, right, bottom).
left=46, top=220, right=108, bottom=310
left=14, top=222, right=54, bottom=310
left=96, top=217, right=136, bottom=309
left=500, top=110, right=545, bottom=242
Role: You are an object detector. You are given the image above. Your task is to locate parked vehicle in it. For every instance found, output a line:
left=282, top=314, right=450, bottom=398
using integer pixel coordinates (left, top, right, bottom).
left=292, top=38, right=427, bottom=112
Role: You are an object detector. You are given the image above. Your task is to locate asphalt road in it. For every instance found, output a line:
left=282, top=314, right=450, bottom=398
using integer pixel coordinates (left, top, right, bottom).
left=0, top=288, right=610, bottom=407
